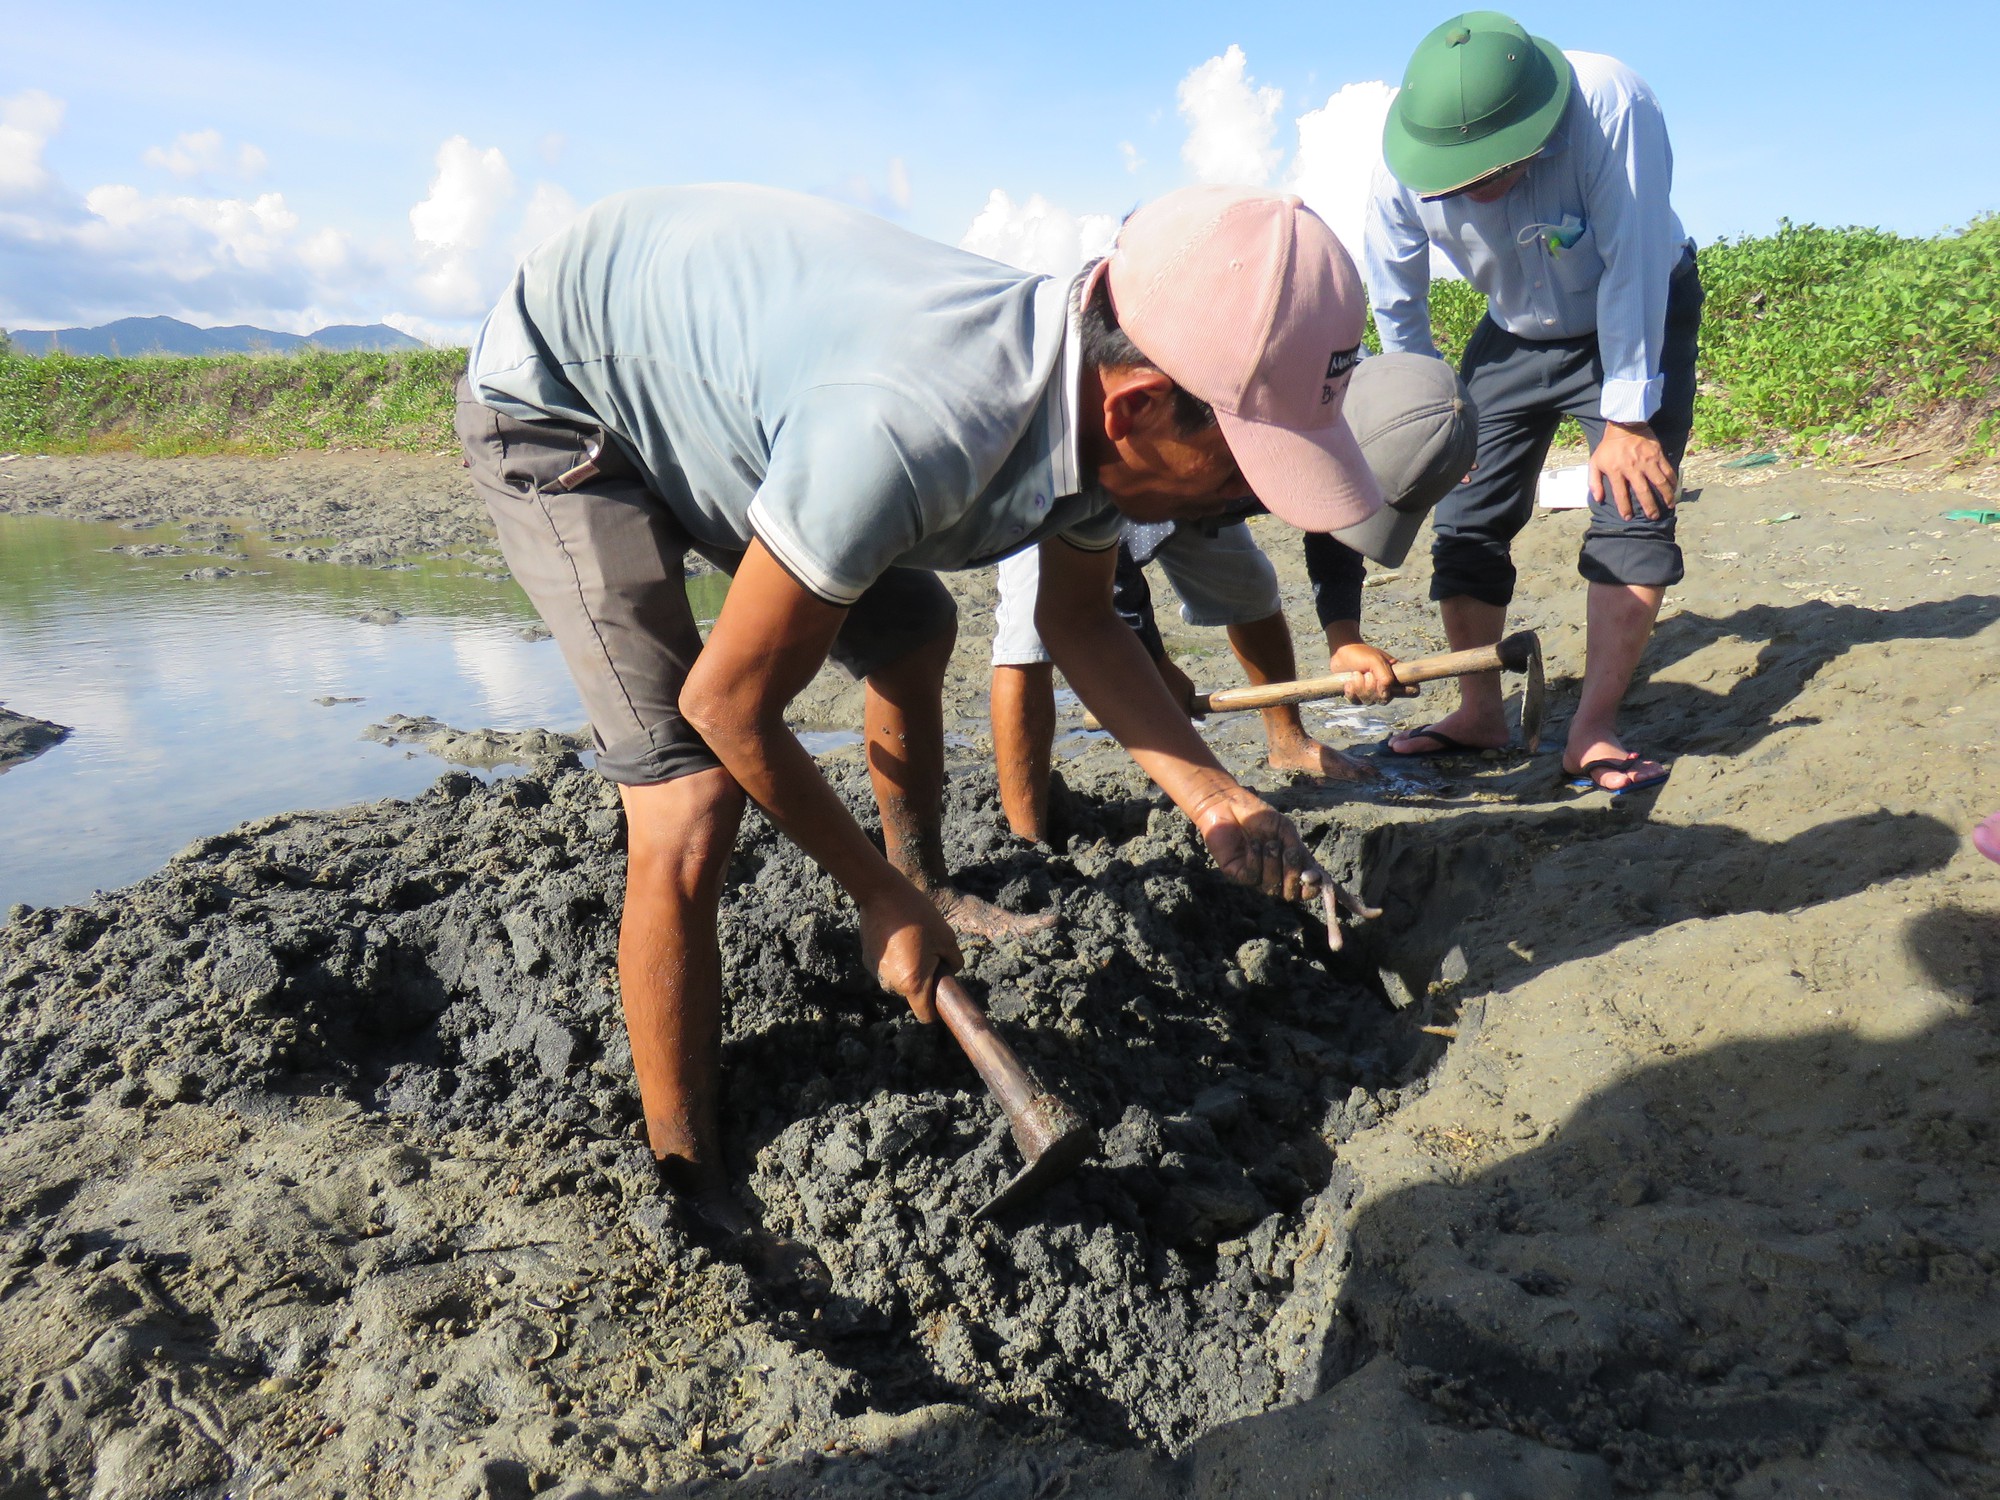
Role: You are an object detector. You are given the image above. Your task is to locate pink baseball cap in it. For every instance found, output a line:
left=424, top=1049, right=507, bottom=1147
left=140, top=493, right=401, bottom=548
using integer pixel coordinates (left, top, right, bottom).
left=1085, top=185, right=1384, bottom=533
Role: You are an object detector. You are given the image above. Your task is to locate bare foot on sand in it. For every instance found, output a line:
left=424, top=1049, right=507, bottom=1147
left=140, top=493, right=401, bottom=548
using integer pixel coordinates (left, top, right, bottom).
left=931, top=886, right=1057, bottom=941
left=1563, top=735, right=1668, bottom=792
left=1386, top=706, right=1510, bottom=757
left=1266, top=737, right=1378, bottom=782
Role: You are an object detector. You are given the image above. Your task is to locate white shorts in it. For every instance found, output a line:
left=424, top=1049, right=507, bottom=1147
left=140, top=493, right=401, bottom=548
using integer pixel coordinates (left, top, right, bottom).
left=990, top=523, right=1282, bottom=667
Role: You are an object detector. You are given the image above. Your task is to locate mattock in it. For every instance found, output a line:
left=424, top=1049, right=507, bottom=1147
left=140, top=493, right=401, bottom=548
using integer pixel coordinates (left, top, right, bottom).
left=935, top=976, right=1097, bottom=1220
left=1081, top=629, right=1548, bottom=751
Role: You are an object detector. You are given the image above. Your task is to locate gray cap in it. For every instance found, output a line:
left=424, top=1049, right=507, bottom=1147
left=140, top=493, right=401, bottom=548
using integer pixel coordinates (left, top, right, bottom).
left=1328, top=352, right=1478, bottom=567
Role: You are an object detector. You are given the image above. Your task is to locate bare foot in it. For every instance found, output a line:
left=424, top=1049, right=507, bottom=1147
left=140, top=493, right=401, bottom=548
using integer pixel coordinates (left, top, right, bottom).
left=1386, top=707, right=1509, bottom=757
left=1563, top=736, right=1668, bottom=792
left=1267, top=737, right=1379, bottom=782
left=930, top=885, right=1057, bottom=941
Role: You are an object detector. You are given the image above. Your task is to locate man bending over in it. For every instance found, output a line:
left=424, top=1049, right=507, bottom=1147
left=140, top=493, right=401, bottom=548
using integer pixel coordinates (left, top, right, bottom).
left=459, top=183, right=1385, bottom=1250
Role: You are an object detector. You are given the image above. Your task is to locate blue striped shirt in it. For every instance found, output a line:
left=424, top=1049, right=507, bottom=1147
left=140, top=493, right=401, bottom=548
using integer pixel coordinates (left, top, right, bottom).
left=1364, top=52, right=1691, bottom=424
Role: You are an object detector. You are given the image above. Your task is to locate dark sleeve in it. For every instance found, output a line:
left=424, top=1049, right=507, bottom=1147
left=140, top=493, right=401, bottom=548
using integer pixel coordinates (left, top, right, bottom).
left=1111, top=543, right=1167, bottom=659
left=1303, top=532, right=1367, bottom=628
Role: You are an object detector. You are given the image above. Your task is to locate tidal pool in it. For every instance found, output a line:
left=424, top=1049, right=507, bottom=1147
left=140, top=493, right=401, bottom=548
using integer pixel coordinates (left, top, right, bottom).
left=0, top=516, right=771, bottom=912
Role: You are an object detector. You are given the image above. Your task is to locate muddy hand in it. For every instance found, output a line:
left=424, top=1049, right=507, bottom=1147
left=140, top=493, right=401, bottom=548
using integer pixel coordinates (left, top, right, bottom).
left=1191, top=785, right=1317, bottom=900
left=1317, top=878, right=1383, bottom=953
left=859, top=879, right=962, bottom=1024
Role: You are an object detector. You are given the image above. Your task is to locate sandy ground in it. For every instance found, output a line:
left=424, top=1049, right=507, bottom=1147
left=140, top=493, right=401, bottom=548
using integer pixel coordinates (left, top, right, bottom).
left=1, top=451, right=1997, bottom=1498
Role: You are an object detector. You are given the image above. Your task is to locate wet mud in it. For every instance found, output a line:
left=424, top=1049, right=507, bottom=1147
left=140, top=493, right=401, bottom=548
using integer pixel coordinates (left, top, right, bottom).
left=0, top=705, right=68, bottom=773
left=362, top=715, right=591, bottom=773
left=2, top=450, right=1998, bottom=1497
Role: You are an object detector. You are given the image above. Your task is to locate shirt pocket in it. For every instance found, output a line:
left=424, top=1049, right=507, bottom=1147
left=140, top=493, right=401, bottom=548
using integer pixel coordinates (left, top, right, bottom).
left=1548, top=224, right=1604, bottom=296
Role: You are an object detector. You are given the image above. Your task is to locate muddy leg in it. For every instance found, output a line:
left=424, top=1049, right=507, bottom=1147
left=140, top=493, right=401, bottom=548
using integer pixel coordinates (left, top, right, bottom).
left=991, top=662, right=1055, bottom=843
left=868, top=627, right=1055, bottom=942
left=1225, top=611, right=1374, bottom=782
left=616, top=769, right=746, bottom=1188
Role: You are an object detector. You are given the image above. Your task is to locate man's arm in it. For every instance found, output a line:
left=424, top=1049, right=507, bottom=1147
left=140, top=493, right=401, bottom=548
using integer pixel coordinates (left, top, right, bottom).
left=679, top=540, right=960, bottom=1020
left=1302, top=531, right=1400, bottom=703
left=1581, top=62, right=1683, bottom=517
left=1035, top=537, right=1317, bottom=900
left=1362, top=162, right=1439, bottom=359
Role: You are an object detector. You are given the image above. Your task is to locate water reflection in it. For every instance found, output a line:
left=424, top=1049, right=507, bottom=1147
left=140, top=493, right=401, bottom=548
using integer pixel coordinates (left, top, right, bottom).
left=0, top=516, right=804, bottom=912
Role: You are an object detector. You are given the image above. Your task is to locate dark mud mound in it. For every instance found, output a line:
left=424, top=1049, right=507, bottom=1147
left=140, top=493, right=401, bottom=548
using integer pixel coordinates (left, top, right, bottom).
left=0, top=762, right=1429, bottom=1493
left=0, top=705, right=68, bottom=773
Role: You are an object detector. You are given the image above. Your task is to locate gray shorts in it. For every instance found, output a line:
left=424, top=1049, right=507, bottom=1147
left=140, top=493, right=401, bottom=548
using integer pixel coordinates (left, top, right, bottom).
left=991, top=522, right=1280, bottom=666
left=456, top=383, right=957, bottom=785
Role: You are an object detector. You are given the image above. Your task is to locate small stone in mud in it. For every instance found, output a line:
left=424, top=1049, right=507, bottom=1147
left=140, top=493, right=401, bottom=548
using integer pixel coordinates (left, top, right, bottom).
left=143, top=1066, right=198, bottom=1104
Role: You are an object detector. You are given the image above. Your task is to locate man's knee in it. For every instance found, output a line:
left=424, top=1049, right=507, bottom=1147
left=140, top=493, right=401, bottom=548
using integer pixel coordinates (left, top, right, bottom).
left=621, top=770, right=745, bottom=900
left=1577, top=531, right=1685, bottom=590
left=837, top=574, right=958, bottom=681
left=1429, top=535, right=1517, bottom=607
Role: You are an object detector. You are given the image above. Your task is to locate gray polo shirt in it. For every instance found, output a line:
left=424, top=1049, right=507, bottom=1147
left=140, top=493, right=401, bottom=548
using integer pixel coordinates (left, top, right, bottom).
left=467, top=185, right=1120, bottom=606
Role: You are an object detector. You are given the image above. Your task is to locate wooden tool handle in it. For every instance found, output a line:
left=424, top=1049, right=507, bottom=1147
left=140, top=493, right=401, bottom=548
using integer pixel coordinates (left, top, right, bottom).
left=935, top=976, right=1037, bottom=1122
left=1196, top=640, right=1511, bottom=714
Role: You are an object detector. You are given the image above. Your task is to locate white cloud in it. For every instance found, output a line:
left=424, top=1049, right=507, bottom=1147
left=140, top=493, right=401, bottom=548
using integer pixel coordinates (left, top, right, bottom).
left=380, top=311, right=473, bottom=347
left=959, top=189, right=1117, bottom=280
left=1119, top=141, right=1145, bottom=174
left=512, top=180, right=580, bottom=259
left=0, top=99, right=548, bottom=336
left=0, top=90, right=64, bottom=198
left=887, top=156, right=912, bottom=212
left=141, top=128, right=267, bottom=180
left=1177, top=45, right=1283, bottom=187
left=1286, top=80, right=1398, bottom=262
left=409, top=135, right=516, bottom=314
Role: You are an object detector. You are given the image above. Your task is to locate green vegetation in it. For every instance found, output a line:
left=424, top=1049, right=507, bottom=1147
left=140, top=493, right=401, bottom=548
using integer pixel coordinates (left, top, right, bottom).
left=1692, top=216, right=2000, bottom=457
left=0, top=346, right=465, bottom=456
left=2, top=219, right=1995, bottom=460
left=1364, top=217, right=2000, bottom=461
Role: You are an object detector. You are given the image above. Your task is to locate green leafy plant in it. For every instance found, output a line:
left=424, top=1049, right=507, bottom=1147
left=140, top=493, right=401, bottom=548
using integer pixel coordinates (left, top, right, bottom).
left=1361, top=217, right=2000, bottom=461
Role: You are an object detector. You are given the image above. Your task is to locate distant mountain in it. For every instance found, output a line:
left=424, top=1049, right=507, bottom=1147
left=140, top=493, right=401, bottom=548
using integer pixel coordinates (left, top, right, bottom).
left=5, top=316, right=426, bottom=356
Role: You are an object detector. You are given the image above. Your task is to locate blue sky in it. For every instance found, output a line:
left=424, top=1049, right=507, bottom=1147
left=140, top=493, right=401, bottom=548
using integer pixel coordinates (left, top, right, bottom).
left=2, top=0, right=1993, bottom=338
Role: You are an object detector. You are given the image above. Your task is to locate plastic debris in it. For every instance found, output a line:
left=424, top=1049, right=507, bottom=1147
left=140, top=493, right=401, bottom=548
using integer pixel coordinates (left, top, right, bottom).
left=1721, top=451, right=1781, bottom=469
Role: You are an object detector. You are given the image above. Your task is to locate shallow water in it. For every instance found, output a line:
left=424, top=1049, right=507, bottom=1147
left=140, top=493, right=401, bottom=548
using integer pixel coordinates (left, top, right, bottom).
left=0, top=515, right=854, bottom=911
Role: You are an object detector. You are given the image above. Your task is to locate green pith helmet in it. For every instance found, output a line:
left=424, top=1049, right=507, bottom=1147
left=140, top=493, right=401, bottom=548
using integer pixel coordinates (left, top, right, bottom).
left=1382, top=11, right=1574, bottom=197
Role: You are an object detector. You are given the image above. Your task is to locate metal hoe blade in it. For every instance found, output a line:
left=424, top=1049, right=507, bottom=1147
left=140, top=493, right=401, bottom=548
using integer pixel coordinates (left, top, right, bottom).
left=1520, top=639, right=1547, bottom=752
left=974, top=1093, right=1097, bottom=1220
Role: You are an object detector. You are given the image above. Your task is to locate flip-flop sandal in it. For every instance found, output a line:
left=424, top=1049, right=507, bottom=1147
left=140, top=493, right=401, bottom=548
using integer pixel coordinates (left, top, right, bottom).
left=1568, top=755, right=1670, bottom=795
left=1380, top=723, right=1489, bottom=759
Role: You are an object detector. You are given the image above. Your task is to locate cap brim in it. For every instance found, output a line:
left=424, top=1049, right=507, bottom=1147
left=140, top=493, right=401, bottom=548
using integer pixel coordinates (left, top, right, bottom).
left=1218, top=406, right=1384, bottom=536
left=1329, top=501, right=1426, bottom=569
left=1382, top=37, right=1574, bottom=198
